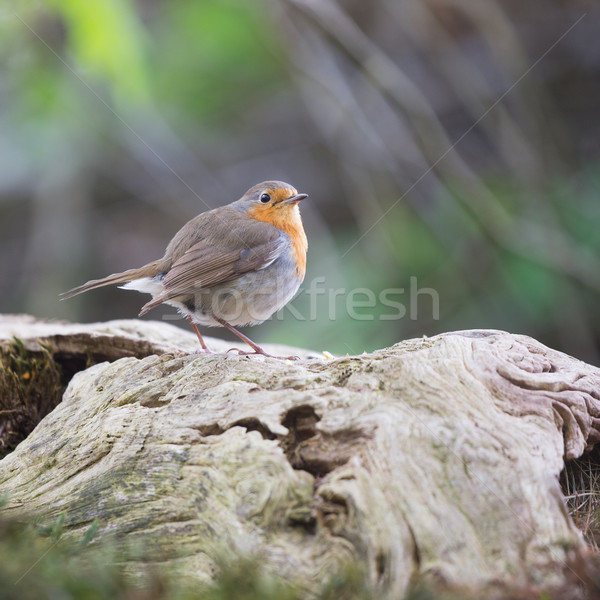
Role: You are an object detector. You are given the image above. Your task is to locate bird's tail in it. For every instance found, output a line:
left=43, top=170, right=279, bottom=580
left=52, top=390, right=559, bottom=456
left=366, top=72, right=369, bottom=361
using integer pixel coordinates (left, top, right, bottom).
left=60, top=261, right=164, bottom=300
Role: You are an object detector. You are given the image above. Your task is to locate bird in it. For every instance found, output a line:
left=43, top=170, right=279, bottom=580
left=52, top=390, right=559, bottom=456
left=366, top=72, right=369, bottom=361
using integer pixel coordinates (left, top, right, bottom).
left=62, top=181, right=308, bottom=359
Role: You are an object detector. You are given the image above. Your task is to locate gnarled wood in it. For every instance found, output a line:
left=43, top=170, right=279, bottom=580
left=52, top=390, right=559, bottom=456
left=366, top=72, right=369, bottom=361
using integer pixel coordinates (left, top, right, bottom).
left=1, top=317, right=599, bottom=596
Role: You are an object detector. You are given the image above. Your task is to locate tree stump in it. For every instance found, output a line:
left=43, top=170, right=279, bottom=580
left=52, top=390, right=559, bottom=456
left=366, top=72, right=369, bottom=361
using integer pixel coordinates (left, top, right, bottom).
left=1, top=315, right=599, bottom=596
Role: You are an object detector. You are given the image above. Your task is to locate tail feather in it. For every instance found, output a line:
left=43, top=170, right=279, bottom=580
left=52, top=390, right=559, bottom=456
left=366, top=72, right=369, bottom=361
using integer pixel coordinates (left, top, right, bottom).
left=61, top=262, right=164, bottom=300
left=138, top=293, right=169, bottom=316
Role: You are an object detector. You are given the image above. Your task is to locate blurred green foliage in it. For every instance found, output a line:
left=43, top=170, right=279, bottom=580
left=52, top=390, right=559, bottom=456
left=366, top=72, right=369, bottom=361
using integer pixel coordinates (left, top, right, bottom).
left=154, top=1, right=284, bottom=125
left=50, top=0, right=150, bottom=103
left=0, top=509, right=374, bottom=600
left=0, top=0, right=599, bottom=363
left=0, top=507, right=568, bottom=599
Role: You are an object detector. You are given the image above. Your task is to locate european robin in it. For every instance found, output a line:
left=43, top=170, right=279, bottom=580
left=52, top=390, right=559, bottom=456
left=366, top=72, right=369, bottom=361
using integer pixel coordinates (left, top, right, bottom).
left=62, top=181, right=308, bottom=359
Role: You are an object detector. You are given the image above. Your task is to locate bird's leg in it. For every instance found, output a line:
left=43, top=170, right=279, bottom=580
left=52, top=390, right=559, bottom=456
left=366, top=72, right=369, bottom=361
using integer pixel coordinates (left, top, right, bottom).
left=215, top=317, right=299, bottom=360
left=186, top=315, right=211, bottom=353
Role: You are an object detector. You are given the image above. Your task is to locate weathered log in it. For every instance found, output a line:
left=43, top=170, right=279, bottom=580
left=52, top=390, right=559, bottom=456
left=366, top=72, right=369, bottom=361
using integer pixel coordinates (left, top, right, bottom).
left=1, top=315, right=599, bottom=596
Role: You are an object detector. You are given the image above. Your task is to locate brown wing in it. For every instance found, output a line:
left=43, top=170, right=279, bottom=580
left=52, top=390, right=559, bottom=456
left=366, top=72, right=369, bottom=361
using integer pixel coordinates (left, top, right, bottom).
left=138, top=233, right=286, bottom=315
left=164, top=237, right=285, bottom=293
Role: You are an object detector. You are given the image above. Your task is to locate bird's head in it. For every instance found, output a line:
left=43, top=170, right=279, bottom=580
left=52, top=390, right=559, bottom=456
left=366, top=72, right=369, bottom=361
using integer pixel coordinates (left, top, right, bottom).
left=239, top=181, right=308, bottom=228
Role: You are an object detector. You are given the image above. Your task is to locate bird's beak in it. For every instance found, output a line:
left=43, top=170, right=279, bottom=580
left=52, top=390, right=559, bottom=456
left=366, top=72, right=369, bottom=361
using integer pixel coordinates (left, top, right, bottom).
left=284, top=193, right=308, bottom=205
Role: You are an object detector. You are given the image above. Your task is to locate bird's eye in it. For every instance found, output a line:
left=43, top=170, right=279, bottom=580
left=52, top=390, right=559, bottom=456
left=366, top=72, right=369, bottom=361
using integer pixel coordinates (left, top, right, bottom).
left=260, top=193, right=271, bottom=203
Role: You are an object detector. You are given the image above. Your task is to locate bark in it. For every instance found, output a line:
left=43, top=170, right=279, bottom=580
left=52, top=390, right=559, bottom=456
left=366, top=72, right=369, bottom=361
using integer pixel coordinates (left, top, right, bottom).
left=1, top=315, right=599, bottom=596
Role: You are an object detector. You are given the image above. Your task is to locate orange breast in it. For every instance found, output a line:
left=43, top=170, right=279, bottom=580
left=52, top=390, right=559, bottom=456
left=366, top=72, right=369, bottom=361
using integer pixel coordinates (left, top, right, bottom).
left=247, top=204, right=308, bottom=281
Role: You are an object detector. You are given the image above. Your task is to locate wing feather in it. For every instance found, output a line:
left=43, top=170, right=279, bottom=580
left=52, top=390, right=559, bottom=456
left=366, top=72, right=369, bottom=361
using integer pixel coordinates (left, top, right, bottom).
left=138, top=228, right=286, bottom=315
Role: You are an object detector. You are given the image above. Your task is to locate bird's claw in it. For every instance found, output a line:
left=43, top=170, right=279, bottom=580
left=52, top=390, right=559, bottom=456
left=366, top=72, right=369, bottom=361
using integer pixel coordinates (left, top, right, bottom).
left=226, top=347, right=299, bottom=360
left=192, top=347, right=212, bottom=354
left=227, top=347, right=246, bottom=355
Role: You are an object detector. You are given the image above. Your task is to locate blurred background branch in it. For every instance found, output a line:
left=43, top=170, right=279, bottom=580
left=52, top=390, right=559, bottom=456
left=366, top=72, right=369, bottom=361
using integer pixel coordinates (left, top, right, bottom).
left=0, top=0, right=599, bottom=363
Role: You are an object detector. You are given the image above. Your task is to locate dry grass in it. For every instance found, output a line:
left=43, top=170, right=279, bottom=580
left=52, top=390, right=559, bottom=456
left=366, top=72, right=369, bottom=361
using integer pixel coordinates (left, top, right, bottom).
left=561, top=446, right=600, bottom=550
left=0, top=338, right=64, bottom=459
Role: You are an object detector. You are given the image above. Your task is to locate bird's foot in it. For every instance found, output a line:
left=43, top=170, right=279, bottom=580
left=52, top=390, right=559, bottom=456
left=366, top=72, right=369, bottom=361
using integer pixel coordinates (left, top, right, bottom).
left=226, top=347, right=299, bottom=360
left=192, top=347, right=212, bottom=354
